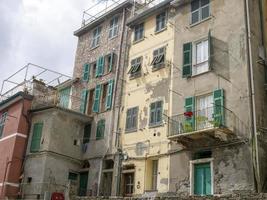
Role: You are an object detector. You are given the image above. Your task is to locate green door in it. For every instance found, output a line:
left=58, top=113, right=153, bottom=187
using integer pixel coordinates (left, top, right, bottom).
left=79, top=172, right=88, bottom=196
left=194, top=163, right=211, bottom=195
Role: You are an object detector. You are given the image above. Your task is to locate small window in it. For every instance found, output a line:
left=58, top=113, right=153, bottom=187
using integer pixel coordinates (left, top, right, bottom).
left=0, top=112, right=7, bottom=138
left=156, top=12, right=167, bottom=32
left=101, top=83, right=108, bottom=112
left=30, top=123, right=43, bottom=152
left=193, top=39, right=209, bottom=75
left=91, top=26, right=101, bottom=48
left=134, top=23, right=144, bottom=42
left=126, top=107, right=138, bottom=131
left=105, top=53, right=115, bottom=73
left=109, top=16, right=119, bottom=38
left=96, top=119, right=105, bottom=140
left=149, top=101, right=163, bottom=126
left=128, top=57, right=142, bottom=78
left=68, top=172, right=78, bottom=181
left=151, top=47, right=165, bottom=68
left=191, top=0, right=210, bottom=24
left=83, top=124, right=91, bottom=144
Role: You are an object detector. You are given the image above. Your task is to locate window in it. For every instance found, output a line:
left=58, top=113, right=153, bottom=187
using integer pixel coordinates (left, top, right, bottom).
left=87, top=89, right=94, bottom=115
left=182, top=32, right=211, bottom=78
left=59, top=87, right=71, bottom=109
left=91, top=26, right=101, bottom=48
left=193, top=39, right=209, bottom=75
left=96, top=56, right=105, bottom=77
left=128, top=57, right=142, bottom=77
left=109, top=16, right=119, bottom=38
left=183, top=89, right=224, bottom=133
left=0, top=112, right=7, bottom=138
left=149, top=101, right=163, bottom=126
left=82, top=63, right=90, bottom=82
left=105, top=53, right=115, bottom=73
left=80, top=90, right=88, bottom=114
left=156, top=12, right=167, bottom=32
left=126, top=107, right=138, bottom=131
left=105, top=80, right=114, bottom=110
left=92, top=62, right=97, bottom=78
left=124, top=173, right=134, bottom=196
left=191, top=0, right=210, bottom=24
left=96, top=119, right=105, bottom=140
left=83, top=124, right=91, bottom=144
left=93, top=85, right=101, bottom=113
left=151, top=47, right=165, bottom=68
left=196, top=94, right=213, bottom=129
left=30, top=123, right=43, bottom=152
left=101, top=83, right=108, bottom=113
left=134, top=23, right=144, bottom=42
left=68, top=172, right=78, bottom=181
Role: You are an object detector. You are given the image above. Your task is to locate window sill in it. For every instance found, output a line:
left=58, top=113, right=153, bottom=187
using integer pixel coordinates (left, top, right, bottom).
left=109, top=34, right=118, bottom=40
left=154, top=27, right=167, bottom=35
left=149, top=122, right=164, bottom=128
left=96, top=138, right=104, bottom=141
left=152, top=64, right=165, bottom=72
left=133, top=37, right=145, bottom=45
left=191, top=70, right=211, bottom=78
left=90, top=45, right=100, bottom=51
left=129, top=73, right=141, bottom=80
left=190, top=16, right=212, bottom=28
left=125, top=128, right=138, bottom=134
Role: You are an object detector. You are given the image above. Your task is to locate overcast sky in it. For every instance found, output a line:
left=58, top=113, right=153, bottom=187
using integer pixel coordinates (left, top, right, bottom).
left=0, top=0, right=95, bottom=91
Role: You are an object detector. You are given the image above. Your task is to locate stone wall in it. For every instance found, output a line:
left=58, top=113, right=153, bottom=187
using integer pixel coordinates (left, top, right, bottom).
left=73, top=193, right=267, bottom=200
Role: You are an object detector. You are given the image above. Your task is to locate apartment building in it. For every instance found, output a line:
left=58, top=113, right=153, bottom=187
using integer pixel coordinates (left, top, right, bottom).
left=72, top=0, right=133, bottom=197
left=119, top=0, right=174, bottom=196
left=21, top=79, right=92, bottom=199
left=0, top=92, right=33, bottom=199
left=167, top=0, right=267, bottom=196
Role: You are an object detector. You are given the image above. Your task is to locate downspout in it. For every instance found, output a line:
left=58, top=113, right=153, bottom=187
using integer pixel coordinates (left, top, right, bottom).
left=244, top=0, right=261, bottom=192
left=113, top=7, right=128, bottom=196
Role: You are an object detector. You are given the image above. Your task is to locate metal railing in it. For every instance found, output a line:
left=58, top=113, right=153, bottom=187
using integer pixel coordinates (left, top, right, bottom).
left=167, top=106, right=241, bottom=137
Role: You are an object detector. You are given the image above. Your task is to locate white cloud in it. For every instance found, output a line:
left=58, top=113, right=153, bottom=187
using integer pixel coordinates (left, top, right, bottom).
left=0, top=0, right=93, bottom=91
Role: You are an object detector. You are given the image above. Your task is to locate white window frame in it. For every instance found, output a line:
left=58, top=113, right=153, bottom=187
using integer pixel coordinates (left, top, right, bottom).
left=191, top=0, right=210, bottom=25
left=190, top=158, right=214, bottom=196
left=109, top=16, right=119, bottom=39
left=196, top=93, right=213, bottom=130
left=91, top=26, right=101, bottom=48
left=192, top=37, right=209, bottom=76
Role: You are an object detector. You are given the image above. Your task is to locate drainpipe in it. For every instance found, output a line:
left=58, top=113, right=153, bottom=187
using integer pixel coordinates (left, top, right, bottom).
left=112, top=6, right=128, bottom=197
left=244, top=0, right=261, bottom=192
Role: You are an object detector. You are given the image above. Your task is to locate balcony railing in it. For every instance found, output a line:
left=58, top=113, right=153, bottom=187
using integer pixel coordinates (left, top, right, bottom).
left=167, top=106, right=240, bottom=138
left=33, top=91, right=86, bottom=114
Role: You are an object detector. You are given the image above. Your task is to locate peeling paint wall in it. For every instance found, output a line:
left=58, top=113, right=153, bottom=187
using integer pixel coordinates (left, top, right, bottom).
left=169, top=0, right=267, bottom=195
left=120, top=6, right=174, bottom=195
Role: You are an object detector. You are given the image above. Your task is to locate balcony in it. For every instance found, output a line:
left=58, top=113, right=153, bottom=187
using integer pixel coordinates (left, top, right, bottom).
left=167, top=106, right=241, bottom=148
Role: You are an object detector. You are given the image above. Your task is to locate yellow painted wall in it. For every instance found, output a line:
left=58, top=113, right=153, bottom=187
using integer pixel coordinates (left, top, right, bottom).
left=120, top=10, right=174, bottom=195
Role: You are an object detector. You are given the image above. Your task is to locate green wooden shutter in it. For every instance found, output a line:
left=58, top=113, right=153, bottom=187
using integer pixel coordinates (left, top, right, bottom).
left=80, top=89, right=88, bottom=114
left=208, top=30, right=212, bottom=70
left=194, top=163, right=211, bottom=195
left=109, top=53, right=114, bottom=72
left=96, top=120, right=105, bottom=140
left=59, top=87, right=71, bottom=108
left=79, top=172, right=88, bottom=196
left=83, top=124, right=91, bottom=144
left=83, top=64, right=90, bottom=81
left=182, top=42, right=192, bottom=78
left=30, top=123, right=43, bottom=152
left=213, top=89, right=224, bottom=126
left=106, top=80, right=114, bottom=110
left=93, top=85, right=101, bottom=112
left=96, top=56, right=104, bottom=77
left=184, top=96, right=195, bottom=132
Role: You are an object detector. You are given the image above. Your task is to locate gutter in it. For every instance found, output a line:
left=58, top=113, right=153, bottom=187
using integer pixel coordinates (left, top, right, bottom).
left=244, top=0, right=261, bottom=192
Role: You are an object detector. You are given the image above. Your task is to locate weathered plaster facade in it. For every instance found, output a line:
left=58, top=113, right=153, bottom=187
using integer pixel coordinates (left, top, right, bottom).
left=168, top=0, right=267, bottom=195
left=22, top=107, right=90, bottom=199
left=119, top=1, right=174, bottom=196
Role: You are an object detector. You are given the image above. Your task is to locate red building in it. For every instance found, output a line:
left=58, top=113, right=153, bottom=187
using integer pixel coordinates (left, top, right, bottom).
left=0, top=92, right=33, bottom=199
